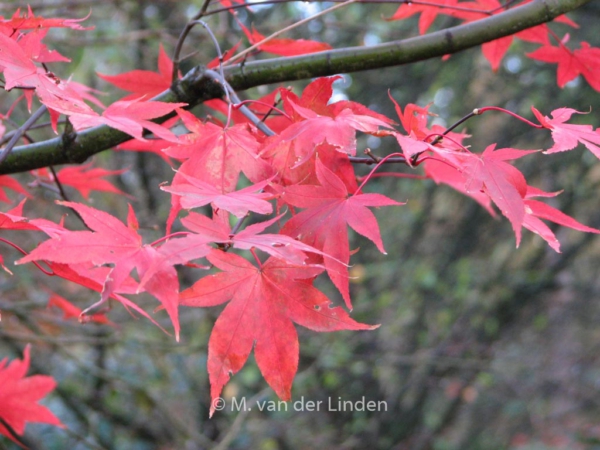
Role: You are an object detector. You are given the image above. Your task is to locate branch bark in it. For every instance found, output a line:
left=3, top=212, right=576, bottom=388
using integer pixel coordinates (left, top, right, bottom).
left=0, top=0, right=592, bottom=175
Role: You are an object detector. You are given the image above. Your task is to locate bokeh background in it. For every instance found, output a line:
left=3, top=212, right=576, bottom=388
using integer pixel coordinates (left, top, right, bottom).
left=1, top=1, right=599, bottom=449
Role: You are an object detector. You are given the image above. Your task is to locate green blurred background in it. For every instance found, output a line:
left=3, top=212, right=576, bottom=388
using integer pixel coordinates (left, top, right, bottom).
left=1, top=1, right=599, bottom=449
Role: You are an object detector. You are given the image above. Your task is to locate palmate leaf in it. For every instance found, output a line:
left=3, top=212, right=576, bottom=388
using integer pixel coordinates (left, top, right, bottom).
left=16, top=202, right=209, bottom=340
left=0, top=345, right=63, bottom=444
left=281, top=158, right=402, bottom=308
left=180, top=250, right=378, bottom=417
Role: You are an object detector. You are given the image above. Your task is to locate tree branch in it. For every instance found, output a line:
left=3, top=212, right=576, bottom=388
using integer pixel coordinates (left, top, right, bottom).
left=0, top=0, right=591, bottom=175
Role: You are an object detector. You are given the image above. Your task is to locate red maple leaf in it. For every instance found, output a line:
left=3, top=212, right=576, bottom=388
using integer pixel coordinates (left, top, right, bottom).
left=523, top=186, right=600, bottom=252
left=33, top=163, right=130, bottom=200
left=164, top=110, right=272, bottom=190
left=0, top=199, right=64, bottom=236
left=180, top=249, right=377, bottom=416
left=98, top=44, right=176, bottom=100
left=0, top=31, right=41, bottom=90
left=0, top=175, right=30, bottom=203
left=163, top=110, right=272, bottom=230
left=66, top=98, right=186, bottom=143
left=0, top=345, right=63, bottom=444
left=280, top=158, right=401, bottom=308
left=424, top=157, right=496, bottom=216
left=161, top=173, right=274, bottom=218
left=260, top=97, right=391, bottom=173
left=461, top=145, right=538, bottom=246
left=47, top=292, right=112, bottom=325
left=527, top=37, right=600, bottom=91
left=16, top=202, right=207, bottom=340
left=531, top=107, right=600, bottom=158
left=239, top=23, right=332, bottom=57
left=385, top=0, right=458, bottom=35
left=1, top=6, right=91, bottom=31
left=179, top=210, right=330, bottom=266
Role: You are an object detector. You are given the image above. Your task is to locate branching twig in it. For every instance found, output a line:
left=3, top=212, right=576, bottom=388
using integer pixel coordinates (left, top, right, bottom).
left=0, top=105, right=47, bottom=165
left=171, top=0, right=213, bottom=83
left=225, top=0, right=358, bottom=66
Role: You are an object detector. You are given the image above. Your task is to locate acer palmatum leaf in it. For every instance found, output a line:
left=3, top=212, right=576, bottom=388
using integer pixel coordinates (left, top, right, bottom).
left=281, top=158, right=402, bottom=308
left=522, top=186, right=600, bottom=252
left=3, top=6, right=91, bottom=30
left=0, top=345, right=63, bottom=444
left=68, top=99, right=186, bottom=143
left=98, top=44, right=176, bottom=100
left=527, top=40, right=600, bottom=91
left=52, top=163, right=131, bottom=200
left=239, top=22, right=332, bottom=57
left=531, top=107, right=600, bottom=158
left=180, top=250, right=378, bottom=417
left=16, top=202, right=188, bottom=340
left=47, top=292, right=113, bottom=325
left=180, top=210, right=332, bottom=266
left=461, top=144, right=538, bottom=247
left=161, top=173, right=274, bottom=218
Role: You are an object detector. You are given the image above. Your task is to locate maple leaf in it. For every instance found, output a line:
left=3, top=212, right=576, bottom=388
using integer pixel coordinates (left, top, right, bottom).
left=239, top=23, right=332, bottom=57
left=17, top=29, right=70, bottom=64
left=47, top=262, right=170, bottom=332
left=164, top=110, right=271, bottom=190
left=523, top=186, right=600, bottom=252
left=161, top=173, right=274, bottom=218
left=281, top=159, right=402, bottom=308
left=0, top=175, right=30, bottom=203
left=98, top=44, right=176, bottom=100
left=179, top=210, right=331, bottom=266
left=1, top=6, right=91, bottom=31
left=163, top=110, right=272, bottom=230
left=385, top=0, right=458, bottom=34
left=424, top=158, right=496, bottom=216
left=33, top=163, right=130, bottom=200
left=527, top=37, right=600, bottom=91
left=0, top=31, right=40, bottom=90
left=531, top=107, right=600, bottom=158
left=0, top=199, right=64, bottom=236
left=67, top=98, right=186, bottom=143
left=0, top=345, right=63, bottom=444
left=16, top=202, right=206, bottom=340
left=116, top=138, right=174, bottom=163
left=180, top=249, right=377, bottom=416
left=260, top=98, right=391, bottom=172
left=461, top=145, right=538, bottom=246
left=47, top=292, right=112, bottom=325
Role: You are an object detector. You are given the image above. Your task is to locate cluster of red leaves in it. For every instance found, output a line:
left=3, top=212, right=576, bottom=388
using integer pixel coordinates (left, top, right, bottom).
left=386, top=97, right=600, bottom=250
left=0, top=345, right=62, bottom=445
left=387, top=0, right=600, bottom=89
left=1, top=3, right=600, bottom=424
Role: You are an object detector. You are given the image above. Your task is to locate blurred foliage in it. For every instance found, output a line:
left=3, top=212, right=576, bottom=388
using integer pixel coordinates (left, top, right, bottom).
left=1, top=0, right=600, bottom=449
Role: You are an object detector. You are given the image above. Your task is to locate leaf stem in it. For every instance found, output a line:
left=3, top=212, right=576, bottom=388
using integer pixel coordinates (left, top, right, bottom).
left=0, top=237, right=54, bottom=276
left=474, top=106, right=543, bottom=128
left=355, top=152, right=405, bottom=194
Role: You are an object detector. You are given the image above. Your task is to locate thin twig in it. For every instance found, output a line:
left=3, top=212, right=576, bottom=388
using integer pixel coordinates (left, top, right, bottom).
left=224, top=0, right=359, bottom=65
left=0, top=119, right=67, bottom=145
left=204, top=69, right=276, bottom=136
left=171, top=0, right=213, bottom=83
left=0, top=105, right=47, bottom=165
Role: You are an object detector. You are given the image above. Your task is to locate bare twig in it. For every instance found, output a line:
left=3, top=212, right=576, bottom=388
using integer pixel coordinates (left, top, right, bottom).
left=171, top=0, right=213, bottom=83
left=224, top=0, right=358, bottom=65
left=0, top=105, right=47, bottom=165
